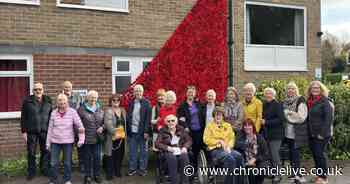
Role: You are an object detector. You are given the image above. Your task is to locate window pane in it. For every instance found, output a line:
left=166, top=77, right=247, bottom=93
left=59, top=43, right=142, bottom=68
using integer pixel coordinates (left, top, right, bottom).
left=60, top=0, right=127, bottom=9
left=0, top=77, right=30, bottom=112
left=143, top=62, right=150, bottom=70
left=117, top=61, right=130, bottom=72
left=247, top=5, right=304, bottom=46
left=0, top=60, right=27, bottom=71
left=115, top=76, right=131, bottom=93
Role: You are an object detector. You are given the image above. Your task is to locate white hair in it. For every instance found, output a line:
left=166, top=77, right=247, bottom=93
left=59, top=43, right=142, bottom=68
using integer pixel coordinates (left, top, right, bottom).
left=87, top=90, right=98, bottom=98
left=206, top=89, right=216, bottom=98
left=57, top=93, right=68, bottom=102
left=243, top=83, right=256, bottom=94
left=165, top=90, right=177, bottom=103
left=133, top=84, right=144, bottom=92
left=264, top=87, right=277, bottom=98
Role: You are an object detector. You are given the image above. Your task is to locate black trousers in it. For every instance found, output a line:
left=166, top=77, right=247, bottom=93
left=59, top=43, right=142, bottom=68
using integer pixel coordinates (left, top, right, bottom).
left=190, top=130, right=203, bottom=170
left=27, top=132, right=50, bottom=177
left=105, top=139, right=125, bottom=178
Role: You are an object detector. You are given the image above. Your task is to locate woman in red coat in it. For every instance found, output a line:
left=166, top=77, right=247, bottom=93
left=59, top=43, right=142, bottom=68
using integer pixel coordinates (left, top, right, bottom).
left=157, top=90, right=177, bottom=131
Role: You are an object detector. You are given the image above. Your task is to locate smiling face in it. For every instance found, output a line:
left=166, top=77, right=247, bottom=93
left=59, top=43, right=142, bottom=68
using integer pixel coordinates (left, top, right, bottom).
left=33, top=83, right=44, bottom=99
left=165, top=115, right=178, bottom=130
left=87, top=92, right=98, bottom=106
left=287, top=86, right=297, bottom=97
left=214, top=112, right=224, bottom=123
left=62, top=81, right=72, bottom=97
left=226, top=90, right=237, bottom=102
left=57, top=94, right=68, bottom=110
left=311, top=83, right=321, bottom=96
left=186, top=88, right=196, bottom=101
left=264, top=90, right=274, bottom=102
left=243, top=87, right=254, bottom=101
left=206, top=91, right=216, bottom=104
left=133, top=86, right=144, bottom=100
left=243, top=123, right=254, bottom=135
left=111, top=97, right=120, bottom=108
left=157, top=94, right=165, bottom=105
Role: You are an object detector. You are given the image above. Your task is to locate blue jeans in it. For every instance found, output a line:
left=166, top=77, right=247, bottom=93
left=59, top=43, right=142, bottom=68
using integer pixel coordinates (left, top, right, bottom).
left=50, top=143, right=73, bottom=183
left=285, top=138, right=301, bottom=176
left=210, top=149, right=244, bottom=184
left=82, top=144, right=101, bottom=177
left=128, top=133, right=148, bottom=172
left=310, top=137, right=330, bottom=179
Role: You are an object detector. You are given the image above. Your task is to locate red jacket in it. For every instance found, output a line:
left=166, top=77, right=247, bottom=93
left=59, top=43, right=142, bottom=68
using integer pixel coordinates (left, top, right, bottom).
left=157, top=105, right=177, bottom=130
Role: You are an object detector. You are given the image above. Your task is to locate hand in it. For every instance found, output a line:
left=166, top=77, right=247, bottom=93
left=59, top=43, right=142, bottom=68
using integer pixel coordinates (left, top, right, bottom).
left=46, top=144, right=50, bottom=151
left=167, top=146, right=174, bottom=153
left=181, top=147, right=188, bottom=153
left=224, top=147, right=231, bottom=153
left=97, top=127, right=103, bottom=134
left=22, top=133, right=27, bottom=142
left=144, top=133, right=149, bottom=140
left=261, top=119, right=265, bottom=125
left=78, top=127, right=85, bottom=134
left=247, top=158, right=256, bottom=166
left=185, top=128, right=190, bottom=132
left=179, top=117, right=186, bottom=122
left=217, top=140, right=226, bottom=147
left=77, top=142, right=84, bottom=148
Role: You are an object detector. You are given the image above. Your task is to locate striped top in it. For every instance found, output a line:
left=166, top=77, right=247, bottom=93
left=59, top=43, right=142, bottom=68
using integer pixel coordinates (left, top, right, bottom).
left=46, top=107, right=85, bottom=146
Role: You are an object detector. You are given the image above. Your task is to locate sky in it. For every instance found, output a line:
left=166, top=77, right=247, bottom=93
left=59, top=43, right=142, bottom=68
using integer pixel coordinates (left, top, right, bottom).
left=321, top=0, right=350, bottom=41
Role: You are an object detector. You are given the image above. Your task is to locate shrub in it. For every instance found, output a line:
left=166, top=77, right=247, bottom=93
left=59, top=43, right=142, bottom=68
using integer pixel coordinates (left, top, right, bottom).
left=324, top=73, right=342, bottom=84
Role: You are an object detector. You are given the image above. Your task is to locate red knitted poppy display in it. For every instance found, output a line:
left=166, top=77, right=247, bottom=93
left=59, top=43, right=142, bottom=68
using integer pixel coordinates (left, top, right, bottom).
left=122, top=0, right=228, bottom=107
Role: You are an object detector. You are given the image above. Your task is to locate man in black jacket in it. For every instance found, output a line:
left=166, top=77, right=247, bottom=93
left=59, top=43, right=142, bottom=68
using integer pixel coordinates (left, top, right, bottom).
left=20, top=83, right=52, bottom=180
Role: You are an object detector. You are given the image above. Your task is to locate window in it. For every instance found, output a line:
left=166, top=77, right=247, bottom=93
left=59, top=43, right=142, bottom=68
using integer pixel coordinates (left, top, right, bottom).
left=57, top=0, right=128, bottom=13
left=112, top=57, right=152, bottom=93
left=0, top=55, right=33, bottom=119
left=0, top=0, right=40, bottom=5
left=244, top=2, right=307, bottom=71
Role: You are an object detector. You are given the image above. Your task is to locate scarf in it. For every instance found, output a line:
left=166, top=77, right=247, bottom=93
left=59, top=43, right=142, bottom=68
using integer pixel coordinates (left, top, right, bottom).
left=224, top=101, right=240, bottom=122
left=245, top=135, right=258, bottom=162
left=283, top=95, right=299, bottom=112
left=307, top=95, right=321, bottom=109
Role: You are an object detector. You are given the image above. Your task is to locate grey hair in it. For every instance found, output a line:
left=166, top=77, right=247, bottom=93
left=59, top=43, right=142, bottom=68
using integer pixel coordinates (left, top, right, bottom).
left=243, top=83, right=256, bottom=94
left=264, top=87, right=277, bottom=98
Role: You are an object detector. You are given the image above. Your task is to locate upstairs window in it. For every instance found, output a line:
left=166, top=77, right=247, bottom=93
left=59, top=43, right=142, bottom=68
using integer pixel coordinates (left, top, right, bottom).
left=57, top=0, right=128, bottom=13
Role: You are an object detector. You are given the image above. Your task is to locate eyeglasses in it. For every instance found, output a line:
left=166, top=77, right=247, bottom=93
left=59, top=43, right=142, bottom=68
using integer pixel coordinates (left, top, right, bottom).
left=167, top=119, right=176, bottom=123
left=112, top=99, right=120, bottom=102
left=34, top=88, right=43, bottom=91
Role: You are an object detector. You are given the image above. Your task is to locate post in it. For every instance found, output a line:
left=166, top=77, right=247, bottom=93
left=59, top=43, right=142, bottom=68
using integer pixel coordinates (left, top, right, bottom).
left=228, top=0, right=234, bottom=86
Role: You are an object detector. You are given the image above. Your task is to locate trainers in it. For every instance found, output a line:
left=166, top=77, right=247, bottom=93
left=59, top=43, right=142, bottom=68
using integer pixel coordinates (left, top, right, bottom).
left=84, top=177, right=92, bottom=184
left=127, top=170, right=137, bottom=176
left=138, top=170, right=147, bottom=176
left=64, top=181, right=72, bottom=184
left=94, top=176, right=102, bottom=183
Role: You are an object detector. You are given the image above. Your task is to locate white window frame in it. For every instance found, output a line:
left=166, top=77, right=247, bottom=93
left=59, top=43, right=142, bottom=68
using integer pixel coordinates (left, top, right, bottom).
left=244, top=1, right=308, bottom=71
left=112, top=56, right=152, bottom=93
left=0, top=55, right=34, bottom=119
left=0, top=0, right=40, bottom=5
left=56, top=0, right=129, bottom=13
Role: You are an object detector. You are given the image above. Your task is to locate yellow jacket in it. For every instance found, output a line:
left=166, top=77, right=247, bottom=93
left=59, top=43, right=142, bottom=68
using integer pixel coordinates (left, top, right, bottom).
left=243, top=96, right=263, bottom=133
left=203, top=121, right=235, bottom=151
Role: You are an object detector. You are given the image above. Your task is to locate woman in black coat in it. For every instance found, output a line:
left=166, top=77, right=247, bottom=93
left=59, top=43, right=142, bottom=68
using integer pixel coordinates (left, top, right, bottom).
left=262, top=87, right=284, bottom=184
left=306, top=81, right=334, bottom=184
left=235, top=119, right=269, bottom=184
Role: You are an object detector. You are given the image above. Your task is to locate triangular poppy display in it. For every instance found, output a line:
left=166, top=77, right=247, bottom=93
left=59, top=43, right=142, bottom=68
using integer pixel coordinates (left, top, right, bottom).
left=122, top=0, right=228, bottom=106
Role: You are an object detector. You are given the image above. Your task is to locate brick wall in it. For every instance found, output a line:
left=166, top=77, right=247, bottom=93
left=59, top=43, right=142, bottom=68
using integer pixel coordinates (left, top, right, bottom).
left=34, top=54, right=113, bottom=104
left=0, top=119, right=25, bottom=158
left=0, top=0, right=195, bottom=49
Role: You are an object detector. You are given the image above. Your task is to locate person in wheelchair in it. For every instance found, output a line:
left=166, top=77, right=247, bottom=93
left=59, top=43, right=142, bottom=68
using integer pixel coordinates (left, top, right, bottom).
left=235, top=118, right=269, bottom=184
left=203, top=106, right=244, bottom=184
left=155, top=114, right=192, bottom=184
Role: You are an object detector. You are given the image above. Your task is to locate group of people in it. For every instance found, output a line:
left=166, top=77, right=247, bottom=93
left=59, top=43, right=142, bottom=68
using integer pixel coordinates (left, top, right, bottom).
left=20, top=80, right=333, bottom=184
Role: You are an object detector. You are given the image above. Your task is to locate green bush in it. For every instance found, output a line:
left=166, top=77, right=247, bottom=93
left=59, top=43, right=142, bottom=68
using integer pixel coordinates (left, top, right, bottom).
left=256, top=78, right=350, bottom=160
left=324, top=73, right=342, bottom=84
left=0, top=155, right=27, bottom=177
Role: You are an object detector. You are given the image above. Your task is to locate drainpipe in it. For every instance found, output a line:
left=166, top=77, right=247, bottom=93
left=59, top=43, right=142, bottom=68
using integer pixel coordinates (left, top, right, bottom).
left=228, top=0, right=234, bottom=86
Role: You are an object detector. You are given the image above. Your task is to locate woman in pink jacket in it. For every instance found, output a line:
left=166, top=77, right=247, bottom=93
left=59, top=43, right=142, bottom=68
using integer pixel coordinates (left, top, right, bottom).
left=46, top=93, right=85, bottom=184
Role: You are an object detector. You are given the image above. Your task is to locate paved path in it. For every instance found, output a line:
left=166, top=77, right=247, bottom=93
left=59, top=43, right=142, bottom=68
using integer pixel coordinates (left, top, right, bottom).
left=1, top=161, right=349, bottom=184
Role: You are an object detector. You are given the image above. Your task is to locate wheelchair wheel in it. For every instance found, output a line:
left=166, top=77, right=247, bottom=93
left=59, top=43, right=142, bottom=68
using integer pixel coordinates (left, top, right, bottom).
left=197, top=150, right=209, bottom=184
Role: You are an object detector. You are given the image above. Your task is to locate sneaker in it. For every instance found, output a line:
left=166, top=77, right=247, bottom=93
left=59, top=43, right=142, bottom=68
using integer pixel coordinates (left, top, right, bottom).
left=26, top=175, right=35, bottom=181
left=138, top=170, right=147, bottom=176
left=127, top=170, right=137, bottom=176
left=84, top=177, right=92, bottom=184
left=64, top=181, right=72, bottom=184
left=94, top=176, right=102, bottom=183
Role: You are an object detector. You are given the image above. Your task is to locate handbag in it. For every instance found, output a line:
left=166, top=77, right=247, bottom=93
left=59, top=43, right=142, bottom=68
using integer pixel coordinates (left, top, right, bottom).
left=113, top=126, right=126, bottom=141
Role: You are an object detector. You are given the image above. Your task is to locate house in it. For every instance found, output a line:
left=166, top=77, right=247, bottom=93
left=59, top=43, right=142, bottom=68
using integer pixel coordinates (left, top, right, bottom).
left=0, top=0, right=321, bottom=158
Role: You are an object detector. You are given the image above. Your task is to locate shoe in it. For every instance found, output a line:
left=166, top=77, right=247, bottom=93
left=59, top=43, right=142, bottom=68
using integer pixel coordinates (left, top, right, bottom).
left=84, top=177, right=92, bottom=184
left=288, top=175, right=296, bottom=180
left=127, top=170, right=137, bottom=176
left=295, top=176, right=306, bottom=183
left=26, top=175, right=35, bottom=181
left=64, top=181, right=72, bottom=184
left=115, top=172, right=122, bottom=178
left=272, top=176, right=282, bottom=184
left=106, top=175, right=113, bottom=181
left=94, top=176, right=102, bottom=183
left=138, top=170, right=147, bottom=176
